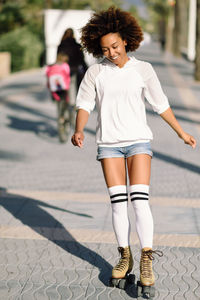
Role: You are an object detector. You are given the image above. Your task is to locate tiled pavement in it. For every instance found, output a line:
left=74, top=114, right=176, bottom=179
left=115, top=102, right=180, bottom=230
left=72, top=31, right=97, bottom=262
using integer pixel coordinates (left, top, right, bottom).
left=0, top=42, right=200, bottom=299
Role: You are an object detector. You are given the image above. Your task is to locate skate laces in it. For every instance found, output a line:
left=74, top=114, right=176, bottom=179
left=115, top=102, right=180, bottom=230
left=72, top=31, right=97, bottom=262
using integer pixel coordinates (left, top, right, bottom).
left=144, top=249, right=163, bottom=261
left=113, top=247, right=130, bottom=272
left=141, top=249, right=163, bottom=278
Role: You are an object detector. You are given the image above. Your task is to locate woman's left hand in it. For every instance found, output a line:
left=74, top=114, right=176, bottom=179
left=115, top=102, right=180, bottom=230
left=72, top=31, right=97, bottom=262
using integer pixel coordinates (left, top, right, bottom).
left=180, top=132, right=197, bottom=149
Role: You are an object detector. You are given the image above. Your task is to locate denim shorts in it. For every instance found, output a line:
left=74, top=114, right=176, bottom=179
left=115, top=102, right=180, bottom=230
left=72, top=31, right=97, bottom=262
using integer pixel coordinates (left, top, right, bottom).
left=96, top=142, right=153, bottom=161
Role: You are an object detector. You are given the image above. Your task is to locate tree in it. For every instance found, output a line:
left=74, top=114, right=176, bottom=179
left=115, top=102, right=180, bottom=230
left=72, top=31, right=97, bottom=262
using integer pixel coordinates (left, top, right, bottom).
left=143, top=0, right=170, bottom=49
left=172, top=0, right=189, bottom=57
left=90, top=0, right=121, bottom=11
left=45, top=0, right=121, bottom=10
left=172, top=0, right=182, bottom=56
left=0, top=0, right=44, bottom=71
left=0, top=2, right=25, bottom=34
left=195, top=0, right=200, bottom=80
left=128, top=5, right=147, bottom=30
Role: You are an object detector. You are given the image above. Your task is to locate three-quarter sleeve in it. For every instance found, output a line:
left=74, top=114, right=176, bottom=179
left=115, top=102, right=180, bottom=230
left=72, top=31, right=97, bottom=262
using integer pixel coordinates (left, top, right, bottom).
left=76, top=64, right=97, bottom=114
left=143, top=63, right=170, bottom=114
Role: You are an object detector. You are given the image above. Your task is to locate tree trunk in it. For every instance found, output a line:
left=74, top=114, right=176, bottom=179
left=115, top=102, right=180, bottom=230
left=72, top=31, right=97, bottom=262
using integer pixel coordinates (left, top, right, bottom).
left=173, top=0, right=181, bottom=56
left=45, top=0, right=52, bottom=8
left=195, top=0, right=200, bottom=80
left=166, top=6, right=174, bottom=53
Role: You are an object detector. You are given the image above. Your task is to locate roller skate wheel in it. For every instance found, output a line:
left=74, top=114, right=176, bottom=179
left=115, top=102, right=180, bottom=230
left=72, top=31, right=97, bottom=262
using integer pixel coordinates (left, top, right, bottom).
left=144, top=285, right=155, bottom=298
left=118, top=278, right=127, bottom=289
left=143, top=286, right=151, bottom=298
left=137, top=281, right=143, bottom=297
left=109, top=277, right=127, bottom=290
left=109, top=278, right=119, bottom=287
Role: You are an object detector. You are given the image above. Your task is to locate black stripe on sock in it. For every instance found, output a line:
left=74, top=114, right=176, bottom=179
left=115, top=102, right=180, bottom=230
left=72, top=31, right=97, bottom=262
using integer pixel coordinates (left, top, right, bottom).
left=131, top=197, right=149, bottom=201
left=130, top=192, right=148, bottom=197
left=111, top=198, right=128, bottom=204
left=110, top=193, right=128, bottom=199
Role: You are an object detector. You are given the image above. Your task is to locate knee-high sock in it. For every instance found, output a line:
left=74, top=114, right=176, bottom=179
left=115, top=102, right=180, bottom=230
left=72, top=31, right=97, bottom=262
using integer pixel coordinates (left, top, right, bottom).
left=108, top=185, right=130, bottom=247
left=130, top=184, right=153, bottom=249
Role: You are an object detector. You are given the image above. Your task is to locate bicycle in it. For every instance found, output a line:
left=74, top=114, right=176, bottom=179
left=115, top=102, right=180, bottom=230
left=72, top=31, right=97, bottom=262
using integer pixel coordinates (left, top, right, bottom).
left=56, top=91, right=76, bottom=143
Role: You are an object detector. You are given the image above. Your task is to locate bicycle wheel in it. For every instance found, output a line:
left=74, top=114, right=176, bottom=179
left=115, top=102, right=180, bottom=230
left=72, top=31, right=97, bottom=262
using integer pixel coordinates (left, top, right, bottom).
left=58, top=119, right=69, bottom=143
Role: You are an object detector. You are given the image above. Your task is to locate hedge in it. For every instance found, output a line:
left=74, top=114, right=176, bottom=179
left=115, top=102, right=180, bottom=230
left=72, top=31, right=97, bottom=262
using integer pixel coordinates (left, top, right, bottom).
left=0, top=26, right=44, bottom=72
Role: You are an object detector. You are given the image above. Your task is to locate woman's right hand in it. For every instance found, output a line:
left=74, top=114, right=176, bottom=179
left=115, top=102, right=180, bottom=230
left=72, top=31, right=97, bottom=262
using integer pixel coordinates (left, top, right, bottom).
left=71, top=131, right=84, bottom=148
left=179, top=131, right=196, bottom=149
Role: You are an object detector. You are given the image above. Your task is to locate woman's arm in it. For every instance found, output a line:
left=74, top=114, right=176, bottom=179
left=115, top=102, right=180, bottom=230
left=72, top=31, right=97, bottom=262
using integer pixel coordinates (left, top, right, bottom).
left=71, top=109, right=89, bottom=148
left=160, top=107, right=196, bottom=148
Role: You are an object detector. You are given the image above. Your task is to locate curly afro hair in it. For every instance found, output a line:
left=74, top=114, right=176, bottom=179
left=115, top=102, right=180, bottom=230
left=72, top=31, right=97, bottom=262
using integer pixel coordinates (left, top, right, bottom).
left=81, top=6, right=143, bottom=57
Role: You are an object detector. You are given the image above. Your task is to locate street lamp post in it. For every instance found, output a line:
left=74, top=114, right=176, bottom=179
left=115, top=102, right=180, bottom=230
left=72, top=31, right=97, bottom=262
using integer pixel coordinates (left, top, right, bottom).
left=188, top=0, right=196, bottom=61
left=195, top=0, right=200, bottom=80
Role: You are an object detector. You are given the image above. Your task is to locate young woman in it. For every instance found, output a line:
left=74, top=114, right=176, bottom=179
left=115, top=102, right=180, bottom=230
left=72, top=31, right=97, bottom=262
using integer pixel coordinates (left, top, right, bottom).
left=71, top=6, right=196, bottom=290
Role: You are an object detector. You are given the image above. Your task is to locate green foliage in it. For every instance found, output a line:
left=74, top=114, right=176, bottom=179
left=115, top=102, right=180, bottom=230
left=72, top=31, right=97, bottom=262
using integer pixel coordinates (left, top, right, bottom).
left=0, top=2, right=25, bottom=34
left=144, top=0, right=170, bottom=17
left=67, top=0, right=91, bottom=9
left=50, top=0, right=90, bottom=9
left=44, top=0, right=121, bottom=10
left=0, top=26, right=43, bottom=72
left=143, top=0, right=171, bottom=34
left=0, top=0, right=44, bottom=71
left=128, top=5, right=147, bottom=31
left=90, top=0, right=122, bottom=11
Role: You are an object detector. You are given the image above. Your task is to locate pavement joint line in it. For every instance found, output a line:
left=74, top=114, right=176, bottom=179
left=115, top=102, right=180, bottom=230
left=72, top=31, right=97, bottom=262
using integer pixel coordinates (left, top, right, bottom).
left=2, top=190, right=200, bottom=208
left=0, top=226, right=200, bottom=248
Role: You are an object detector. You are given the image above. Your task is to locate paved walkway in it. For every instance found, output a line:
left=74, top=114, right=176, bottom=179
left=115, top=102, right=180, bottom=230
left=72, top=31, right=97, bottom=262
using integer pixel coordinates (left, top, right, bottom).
left=0, top=42, right=200, bottom=299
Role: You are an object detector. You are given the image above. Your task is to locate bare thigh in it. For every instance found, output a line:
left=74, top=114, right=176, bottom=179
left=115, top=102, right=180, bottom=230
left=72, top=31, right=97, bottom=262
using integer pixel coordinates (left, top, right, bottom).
left=100, top=158, right=127, bottom=188
left=127, top=154, right=151, bottom=185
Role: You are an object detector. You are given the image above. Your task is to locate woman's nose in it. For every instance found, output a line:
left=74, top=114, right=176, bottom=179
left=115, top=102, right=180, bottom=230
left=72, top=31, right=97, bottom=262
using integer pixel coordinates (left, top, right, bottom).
left=109, top=48, right=115, bottom=57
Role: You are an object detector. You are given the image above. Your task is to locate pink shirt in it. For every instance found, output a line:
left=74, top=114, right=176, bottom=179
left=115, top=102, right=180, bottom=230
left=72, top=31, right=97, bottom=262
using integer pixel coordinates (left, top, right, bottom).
left=46, top=62, right=70, bottom=101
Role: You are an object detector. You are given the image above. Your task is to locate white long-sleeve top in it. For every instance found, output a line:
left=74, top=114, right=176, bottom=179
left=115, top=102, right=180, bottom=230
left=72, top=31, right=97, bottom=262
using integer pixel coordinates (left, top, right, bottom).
left=76, top=56, right=170, bottom=147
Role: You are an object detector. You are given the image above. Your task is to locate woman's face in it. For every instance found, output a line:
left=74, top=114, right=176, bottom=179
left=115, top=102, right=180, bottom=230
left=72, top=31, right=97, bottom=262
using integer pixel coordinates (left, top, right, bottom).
left=100, top=32, right=128, bottom=68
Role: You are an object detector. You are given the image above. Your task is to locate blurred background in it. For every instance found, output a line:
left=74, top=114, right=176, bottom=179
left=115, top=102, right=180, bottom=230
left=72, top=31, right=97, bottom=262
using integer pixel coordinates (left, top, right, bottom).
left=0, top=0, right=200, bottom=81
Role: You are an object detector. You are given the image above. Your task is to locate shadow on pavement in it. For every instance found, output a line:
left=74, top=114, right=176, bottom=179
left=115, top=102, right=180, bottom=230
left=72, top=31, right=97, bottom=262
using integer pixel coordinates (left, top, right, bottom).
left=0, top=77, right=49, bottom=103
left=146, top=108, right=200, bottom=125
left=0, top=150, right=25, bottom=161
left=153, top=151, right=200, bottom=174
left=1, top=83, right=42, bottom=90
left=3, top=100, right=56, bottom=122
left=170, top=104, right=200, bottom=114
left=7, top=115, right=58, bottom=141
left=0, top=188, right=112, bottom=287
